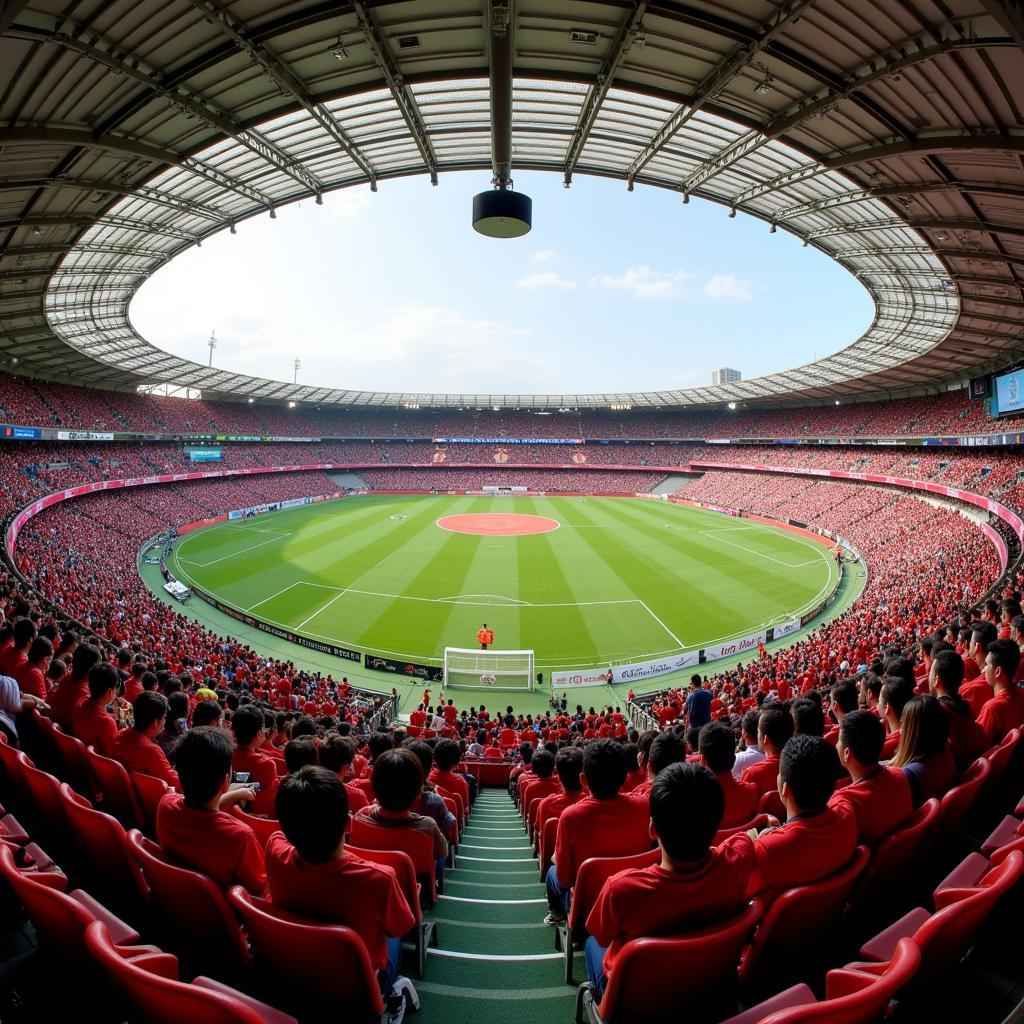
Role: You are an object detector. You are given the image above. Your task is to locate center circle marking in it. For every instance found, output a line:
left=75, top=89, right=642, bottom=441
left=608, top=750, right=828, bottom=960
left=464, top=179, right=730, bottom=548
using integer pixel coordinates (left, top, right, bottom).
left=435, top=513, right=561, bottom=537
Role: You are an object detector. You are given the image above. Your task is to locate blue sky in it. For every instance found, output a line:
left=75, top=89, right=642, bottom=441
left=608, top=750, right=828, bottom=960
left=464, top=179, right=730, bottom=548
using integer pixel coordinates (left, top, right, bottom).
left=131, top=171, right=874, bottom=395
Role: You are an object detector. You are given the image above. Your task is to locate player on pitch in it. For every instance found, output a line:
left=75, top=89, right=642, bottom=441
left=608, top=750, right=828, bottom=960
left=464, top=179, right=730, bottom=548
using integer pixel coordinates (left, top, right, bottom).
left=477, top=623, right=494, bottom=650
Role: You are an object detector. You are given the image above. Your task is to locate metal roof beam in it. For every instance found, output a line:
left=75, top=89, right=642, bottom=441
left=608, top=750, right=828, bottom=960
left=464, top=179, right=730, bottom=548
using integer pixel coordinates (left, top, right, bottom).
left=563, top=1, right=648, bottom=186
left=186, top=0, right=379, bottom=188
left=351, top=0, right=438, bottom=186
left=807, top=218, right=1024, bottom=241
left=626, top=0, right=817, bottom=186
left=979, top=0, right=1024, bottom=47
left=486, top=0, right=515, bottom=189
left=778, top=181, right=1024, bottom=218
left=2, top=243, right=167, bottom=260
left=0, top=213, right=200, bottom=243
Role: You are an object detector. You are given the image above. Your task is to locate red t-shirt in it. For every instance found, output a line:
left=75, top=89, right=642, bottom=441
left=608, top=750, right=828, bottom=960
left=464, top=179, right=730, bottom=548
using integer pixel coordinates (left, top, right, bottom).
left=428, top=767, right=469, bottom=809
left=747, top=802, right=857, bottom=906
left=522, top=776, right=561, bottom=822
left=586, top=833, right=755, bottom=979
left=536, top=788, right=583, bottom=830
left=716, top=772, right=759, bottom=829
left=264, top=833, right=414, bottom=971
left=156, top=793, right=267, bottom=895
left=50, top=674, right=89, bottom=730
left=739, top=756, right=780, bottom=797
left=111, top=729, right=180, bottom=791
left=977, top=688, right=1024, bottom=747
left=828, top=767, right=912, bottom=847
left=13, top=662, right=46, bottom=700
left=961, top=676, right=995, bottom=720
left=345, top=781, right=369, bottom=813
left=554, top=794, right=652, bottom=888
left=940, top=698, right=987, bottom=771
left=71, top=697, right=119, bottom=757
left=232, top=749, right=280, bottom=816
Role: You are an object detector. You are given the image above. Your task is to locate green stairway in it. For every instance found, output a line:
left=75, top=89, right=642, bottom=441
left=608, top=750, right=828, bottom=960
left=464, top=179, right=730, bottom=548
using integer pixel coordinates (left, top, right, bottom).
left=413, top=789, right=578, bottom=1024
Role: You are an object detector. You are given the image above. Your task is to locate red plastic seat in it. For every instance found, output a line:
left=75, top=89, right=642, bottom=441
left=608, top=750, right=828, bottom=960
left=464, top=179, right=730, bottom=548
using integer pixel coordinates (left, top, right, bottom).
left=848, top=798, right=938, bottom=911
left=981, top=813, right=1024, bottom=855
left=856, top=849, right=1024, bottom=985
left=58, top=782, right=149, bottom=910
left=130, top=771, right=172, bottom=838
left=738, top=846, right=870, bottom=985
left=49, top=725, right=94, bottom=797
left=85, top=921, right=296, bottom=1024
left=85, top=745, right=142, bottom=829
left=557, top=847, right=660, bottom=984
left=981, top=728, right=1020, bottom=797
left=720, top=938, right=921, bottom=1024
left=0, top=736, right=32, bottom=806
left=539, top=815, right=558, bottom=879
left=757, top=790, right=785, bottom=821
left=228, top=805, right=281, bottom=851
left=435, top=783, right=466, bottom=828
left=349, top=815, right=438, bottom=905
left=20, top=758, right=70, bottom=838
left=0, top=843, right=151, bottom=970
left=126, top=830, right=250, bottom=970
left=932, top=757, right=989, bottom=847
left=714, top=814, right=771, bottom=846
left=576, top=901, right=762, bottom=1024
left=227, top=887, right=386, bottom=1023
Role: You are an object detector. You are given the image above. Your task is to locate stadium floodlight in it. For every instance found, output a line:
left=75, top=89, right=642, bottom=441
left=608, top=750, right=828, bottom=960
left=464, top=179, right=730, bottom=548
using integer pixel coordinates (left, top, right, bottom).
left=728, top=401, right=737, bottom=410
left=329, top=38, right=349, bottom=60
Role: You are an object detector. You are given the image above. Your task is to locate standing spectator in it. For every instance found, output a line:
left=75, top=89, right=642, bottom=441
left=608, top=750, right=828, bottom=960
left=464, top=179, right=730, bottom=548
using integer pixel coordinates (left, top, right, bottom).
left=685, top=676, right=712, bottom=729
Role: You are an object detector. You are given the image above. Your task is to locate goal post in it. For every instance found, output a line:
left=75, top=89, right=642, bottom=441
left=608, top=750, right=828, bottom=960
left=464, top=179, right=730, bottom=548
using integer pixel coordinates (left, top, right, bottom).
left=443, top=647, right=535, bottom=692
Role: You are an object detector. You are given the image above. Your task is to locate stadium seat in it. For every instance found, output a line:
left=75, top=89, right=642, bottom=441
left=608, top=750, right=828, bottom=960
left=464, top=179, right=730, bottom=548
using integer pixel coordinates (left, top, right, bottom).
left=556, top=848, right=661, bottom=984
left=85, top=921, right=297, bottom=1024
left=714, top=814, right=771, bottom=846
left=20, top=758, right=70, bottom=841
left=228, top=805, right=281, bottom=851
left=720, top=937, right=921, bottom=1024
left=979, top=729, right=1021, bottom=809
left=126, top=830, right=250, bottom=972
left=349, top=815, right=438, bottom=905
left=0, top=736, right=32, bottom=808
left=85, top=745, right=143, bottom=829
left=856, top=850, right=1024, bottom=987
left=130, top=771, right=172, bottom=838
left=738, top=846, right=870, bottom=986
left=539, top=815, right=558, bottom=879
left=931, top=758, right=990, bottom=853
left=49, top=725, right=94, bottom=798
left=574, top=900, right=762, bottom=1024
left=349, top=842, right=435, bottom=978
left=227, top=887, right=386, bottom=1022
left=756, top=790, right=785, bottom=821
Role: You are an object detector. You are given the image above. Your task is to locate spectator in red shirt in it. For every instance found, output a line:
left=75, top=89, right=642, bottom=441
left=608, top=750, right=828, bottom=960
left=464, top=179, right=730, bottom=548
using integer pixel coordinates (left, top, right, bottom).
left=584, top=761, right=755, bottom=998
left=283, top=736, right=319, bottom=775
left=962, top=622, right=997, bottom=717
left=521, top=748, right=560, bottom=826
left=403, top=739, right=457, bottom=837
left=111, top=691, right=180, bottom=791
left=929, top=648, right=986, bottom=770
left=747, top=734, right=857, bottom=907
left=0, top=618, right=36, bottom=681
left=318, top=732, right=370, bottom=812
left=267, top=766, right=416, bottom=1011
left=71, top=662, right=121, bottom=756
left=977, top=639, right=1024, bottom=747
left=536, top=746, right=585, bottom=835
left=50, top=643, right=101, bottom=731
left=741, top=706, right=793, bottom=797
left=699, top=721, right=758, bottom=828
left=156, top=726, right=266, bottom=895
left=878, top=677, right=913, bottom=760
left=428, top=738, right=471, bottom=809
left=829, top=710, right=912, bottom=846
left=230, top=706, right=279, bottom=815
left=629, top=729, right=687, bottom=803
left=13, top=636, right=51, bottom=701
left=825, top=679, right=860, bottom=745
left=890, top=695, right=956, bottom=807
left=546, top=739, right=651, bottom=925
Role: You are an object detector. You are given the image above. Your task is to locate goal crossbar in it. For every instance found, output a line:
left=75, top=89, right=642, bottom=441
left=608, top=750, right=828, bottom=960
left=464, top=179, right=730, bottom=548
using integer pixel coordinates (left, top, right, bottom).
left=443, top=647, right=535, bottom=692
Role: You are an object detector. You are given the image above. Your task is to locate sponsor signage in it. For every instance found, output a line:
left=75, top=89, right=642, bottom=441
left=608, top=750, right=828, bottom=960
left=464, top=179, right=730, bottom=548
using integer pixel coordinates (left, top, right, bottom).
left=702, top=630, right=767, bottom=664
left=432, top=437, right=583, bottom=445
left=57, top=430, right=114, bottom=441
left=550, top=668, right=614, bottom=689
left=2, top=425, right=40, bottom=440
left=610, top=651, right=700, bottom=684
left=365, top=655, right=443, bottom=682
left=772, top=619, right=800, bottom=640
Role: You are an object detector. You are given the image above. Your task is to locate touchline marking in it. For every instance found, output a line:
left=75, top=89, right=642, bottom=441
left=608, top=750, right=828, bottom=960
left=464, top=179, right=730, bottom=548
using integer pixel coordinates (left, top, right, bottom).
left=699, top=529, right=831, bottom=569
left=180, top=532, right=290, bottom=568
left=245, top=580, right=305, bottom=612
left=295, top=547, right=406, bottom=631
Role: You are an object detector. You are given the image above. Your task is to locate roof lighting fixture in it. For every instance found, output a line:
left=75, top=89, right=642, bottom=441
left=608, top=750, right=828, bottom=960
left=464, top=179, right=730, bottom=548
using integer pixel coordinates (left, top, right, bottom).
left=269, top=207, right=276, bottom=219
left=752, top=62, right=773, bottom=95
left=570, top=29, right=599, bottom=45
left=329, top=38, right=349, bottom=60
left=247, top=397, right=254, bottom=403
left=835, top=400, right=841, bottom=405
left=728, top=208, right=736, bottom=218
left=288, top=401, right=296, bottom=408
left=769, top=222, right=777, bottom=233
left=728, top=402, right=737, bottom=410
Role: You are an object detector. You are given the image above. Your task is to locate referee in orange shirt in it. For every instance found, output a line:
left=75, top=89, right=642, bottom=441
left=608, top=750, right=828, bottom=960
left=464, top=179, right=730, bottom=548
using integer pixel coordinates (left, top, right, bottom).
left=477, top=624, right=494, bottom=650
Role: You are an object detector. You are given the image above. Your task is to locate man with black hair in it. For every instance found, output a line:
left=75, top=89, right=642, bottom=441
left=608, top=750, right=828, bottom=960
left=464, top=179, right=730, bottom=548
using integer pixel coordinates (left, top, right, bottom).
left=747, top=735, right=856, bottom=906
left=521, top=748, right=559, bottom=827
left=978, top=639, right=1024, bottom=746
left=14, top=635, right=50, bottom=701
left=156, top=727, right=266, bottom=894
left=963, top=622, right=998, bottom=716
left=741, top=706, right=793, bottom=797
left=192, top=699, right=224, bottom=730
left=630, top=729, right=687, bottom=802
left=545, top=739, right=651, bottom=925
left=732, top=710, right=765, bottom=778
left=0, top=618, right=36, bottom=681
left=791, top=697, right=825, bottom=738
left=929, top=649, right=986, bottom=770
left=364, top=730, right=396, bottom=774
left=535, top=746, right=585, bottom=837
left=230, top=705, right=278, bottom=815
left=71, top=662, right=121, bottom=756
left=829, top=710, right=912, bottom=846
left=284, top=736, right=319, bottom=775
left=583, top=762, right=755, bottom=997
left=879, top=677, right=914, bottom=759
left=428, top=738, right=472, bottom=808
left=111, top=691, right=180, bottom=791
left=267, top=766, right=416, bottom=1014
left=699, top=721, right=758, bottom=828
left=825, top=679, right=860, bottom=745
left=50, top=642, right=102, bottom=730
left=319, top=732, right=370, bottom=812
left=685, top=676, right=712, bottom=729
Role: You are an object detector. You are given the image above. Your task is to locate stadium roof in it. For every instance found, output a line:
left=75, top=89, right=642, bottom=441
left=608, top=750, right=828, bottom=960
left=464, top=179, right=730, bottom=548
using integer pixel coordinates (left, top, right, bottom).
left=1, top=0, right=1022, bottom=409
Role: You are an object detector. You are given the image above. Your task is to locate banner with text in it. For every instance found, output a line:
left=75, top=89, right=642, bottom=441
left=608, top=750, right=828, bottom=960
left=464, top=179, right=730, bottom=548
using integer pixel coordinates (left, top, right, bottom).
left=772, top=619, right=801, bottom=640
left=550, top=668, right=614, bottom=689
left=702, top=630, right=767, bottom=664
left=610, top=651, right=700, bottom=685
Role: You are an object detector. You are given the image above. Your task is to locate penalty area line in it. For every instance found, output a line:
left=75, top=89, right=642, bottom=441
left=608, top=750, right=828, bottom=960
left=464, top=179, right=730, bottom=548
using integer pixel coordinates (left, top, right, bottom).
left=637, top=599, right=685, bottom=648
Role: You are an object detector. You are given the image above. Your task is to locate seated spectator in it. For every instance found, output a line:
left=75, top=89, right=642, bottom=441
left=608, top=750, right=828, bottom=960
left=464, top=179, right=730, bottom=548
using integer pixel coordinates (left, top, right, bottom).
left=0, top=618, right=35, bottom=682
left=741, top=706, right=793, bottom=797
left=319, top=732, right=370, bottom=812
left=357, top=747, right=448, bottom=883
left=747, top=735, right=857, bottom=906
left=629, top=729, right=687, bottom=802
left=791, top=697, right=825, bottom=738
left=14, top=636, right=51, bottom=701
left=891, top=695, right=956, bottom=807
left=267, top=766, right=416, bottom=1011
left=584, top=762, right=755, bottom=999
left=284, top=736, right=319, bottom=775
left=0, top=673, right=48, bottom=747
left=156, top=726, right=266, bottom=895
left=536, top=746, right=584, bottom=831
left=521, top=748, right=559, bottom=820
left=825, top=679, right=859, bottom=744
left=231, top=706, right=279, bottom=815
left=156, top=691, right=189, bottom=762
left=546, top=740, right=651, bottom=926
left=429, top=738, right=472, bottom=808
left=71, top=662, right=121, bottom=756
left=929, top=649, right=986, bottom=770
left=111, top=691, right=180, bottom=791
left=962, top=622, right=997, bottom=716
left=50, top=643, right=101, bottom=730
left=699, top=721, right=758, bottom=828
left=977, top=639, right=1024, bottom=747
left=879, top=677, right=913, bottom=760
left=192, top=699, right=224, bottom=729
left=830, top=710, right=912, bottom=846
left=732, top=710, right=765, bottom=778
left=403, top=739, right=457, bottom=836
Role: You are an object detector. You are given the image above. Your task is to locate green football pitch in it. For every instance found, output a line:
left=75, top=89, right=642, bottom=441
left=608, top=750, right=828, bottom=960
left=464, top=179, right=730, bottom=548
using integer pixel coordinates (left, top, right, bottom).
left=167, top=494, right=838, bottom=673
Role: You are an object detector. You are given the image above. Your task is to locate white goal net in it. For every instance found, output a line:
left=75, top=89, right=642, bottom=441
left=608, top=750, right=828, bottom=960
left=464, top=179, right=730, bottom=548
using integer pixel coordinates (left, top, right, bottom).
left=443, top=647, right=535, bottom=692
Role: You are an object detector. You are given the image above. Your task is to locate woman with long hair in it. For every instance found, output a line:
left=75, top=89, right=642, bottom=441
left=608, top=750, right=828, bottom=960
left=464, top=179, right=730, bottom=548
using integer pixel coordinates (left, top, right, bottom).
left=890, top=694, right=956, bottom=806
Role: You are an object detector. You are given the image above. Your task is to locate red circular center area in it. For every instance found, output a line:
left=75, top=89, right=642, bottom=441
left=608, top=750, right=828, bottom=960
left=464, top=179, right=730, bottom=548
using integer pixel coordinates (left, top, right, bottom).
left=436, top=513, right=560, bottom=537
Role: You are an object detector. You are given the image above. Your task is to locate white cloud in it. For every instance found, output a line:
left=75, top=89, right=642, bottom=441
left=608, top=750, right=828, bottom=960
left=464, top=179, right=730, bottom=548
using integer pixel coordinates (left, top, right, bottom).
left=703, top=273, right=753, bottom=301
left=531, top=249, right=557, bottom=263
left=515, top=271, right=577, bottom=291
left=590, top=265, right=693, bottom=300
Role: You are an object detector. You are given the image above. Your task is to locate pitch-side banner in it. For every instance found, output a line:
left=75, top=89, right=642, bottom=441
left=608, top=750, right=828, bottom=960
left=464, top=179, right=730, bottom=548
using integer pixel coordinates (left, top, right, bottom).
left=773, top=619, right=800, bottom=640
left=610, top=652, right=700, bottom=685
left=703, top=630, right=767, bottom=664
left=550, top=668, right=614, bottom=689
